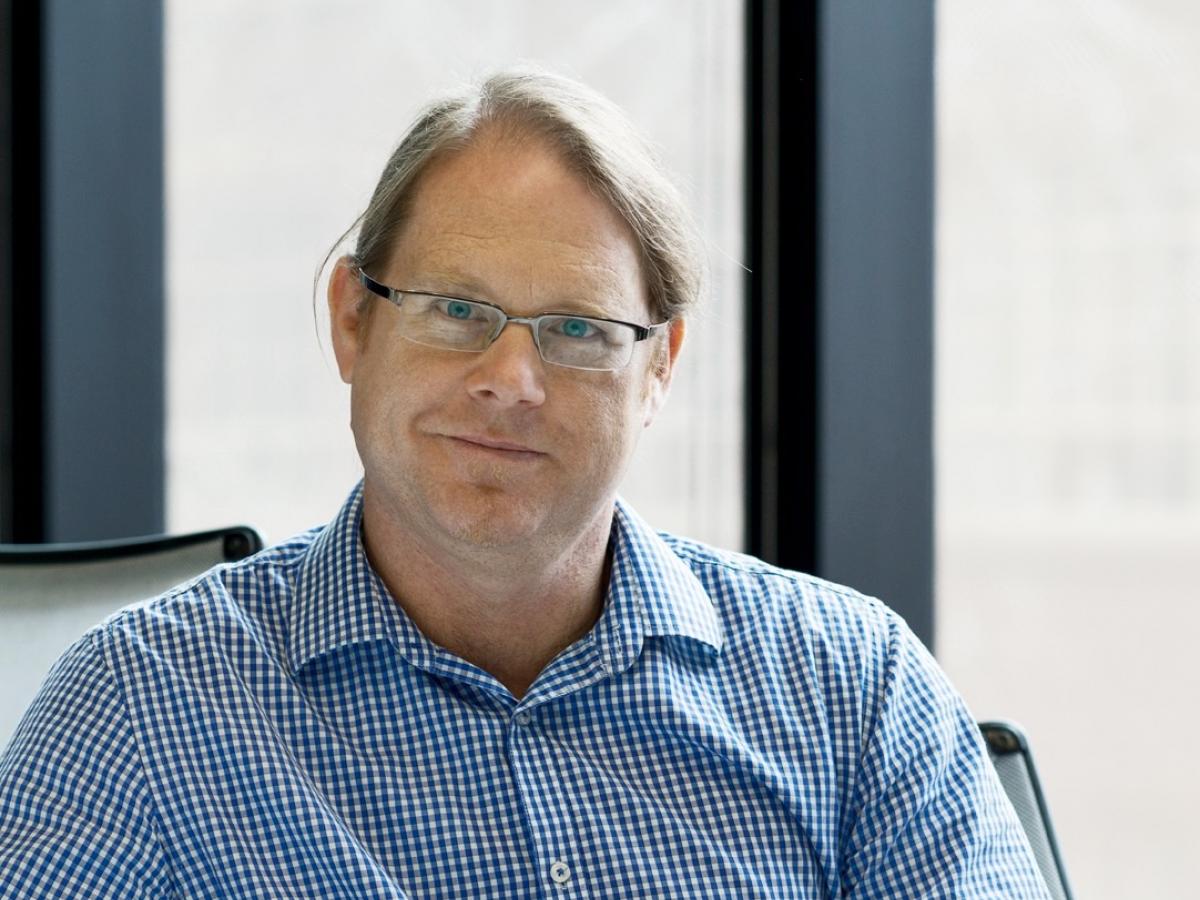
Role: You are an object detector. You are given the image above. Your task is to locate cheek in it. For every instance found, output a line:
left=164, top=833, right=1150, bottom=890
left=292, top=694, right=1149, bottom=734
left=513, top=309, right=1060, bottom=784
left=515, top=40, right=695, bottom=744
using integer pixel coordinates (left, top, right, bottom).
left=349, top=351, right=422, bottom=444
left=577, top=375, right=647, bottom=457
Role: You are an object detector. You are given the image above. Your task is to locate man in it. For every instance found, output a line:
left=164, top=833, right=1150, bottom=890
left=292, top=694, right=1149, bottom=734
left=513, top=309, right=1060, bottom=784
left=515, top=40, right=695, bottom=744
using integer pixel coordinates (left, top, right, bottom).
left=0, top=71, right=1049, bottom=898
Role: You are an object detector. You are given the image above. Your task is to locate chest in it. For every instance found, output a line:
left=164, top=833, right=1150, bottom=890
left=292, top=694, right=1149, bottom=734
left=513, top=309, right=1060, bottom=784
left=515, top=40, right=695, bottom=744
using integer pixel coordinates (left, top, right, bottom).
left=128, top=645, right=846, bottom=898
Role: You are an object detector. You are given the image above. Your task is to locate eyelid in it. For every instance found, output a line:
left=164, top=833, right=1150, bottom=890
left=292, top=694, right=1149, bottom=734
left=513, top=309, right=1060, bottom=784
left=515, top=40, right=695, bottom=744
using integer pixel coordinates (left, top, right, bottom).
left=420, top=291, right=498, bottom=312
left=414, top=289, right=623, bottom=325
left=540, top=310, right=624, bottom=325
left=415, top=292, right=484, bottom=307
left=545, top=305, right=618, bottom=320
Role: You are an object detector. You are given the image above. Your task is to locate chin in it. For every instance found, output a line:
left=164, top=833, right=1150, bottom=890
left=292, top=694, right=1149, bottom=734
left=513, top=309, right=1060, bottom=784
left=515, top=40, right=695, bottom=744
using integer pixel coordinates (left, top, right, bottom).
left=425, top=485, right=550, bottom=549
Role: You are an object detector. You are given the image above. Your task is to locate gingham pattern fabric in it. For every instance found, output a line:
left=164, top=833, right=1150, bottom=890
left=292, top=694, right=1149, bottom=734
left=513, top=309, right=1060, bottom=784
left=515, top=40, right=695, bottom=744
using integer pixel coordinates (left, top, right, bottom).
left=0, top=485, right=1049, bottom=898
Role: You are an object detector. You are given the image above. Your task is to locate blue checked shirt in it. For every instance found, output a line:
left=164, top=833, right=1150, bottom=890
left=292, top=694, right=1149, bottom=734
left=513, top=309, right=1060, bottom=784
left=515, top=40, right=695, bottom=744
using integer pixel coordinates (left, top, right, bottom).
left=0, top=485, right=1049, bottom=898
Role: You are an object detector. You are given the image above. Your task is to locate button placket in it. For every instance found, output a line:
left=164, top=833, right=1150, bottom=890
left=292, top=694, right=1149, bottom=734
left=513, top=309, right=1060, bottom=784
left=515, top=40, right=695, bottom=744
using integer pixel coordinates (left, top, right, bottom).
left=505, top=701, right=587, bottom=896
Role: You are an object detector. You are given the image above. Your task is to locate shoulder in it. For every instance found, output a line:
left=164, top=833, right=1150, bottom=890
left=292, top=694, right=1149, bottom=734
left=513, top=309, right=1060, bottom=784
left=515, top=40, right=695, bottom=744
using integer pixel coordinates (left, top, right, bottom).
left=656, top=533, right=1046, bottom=896
left=653, top=529, right=931, bottom=773
left=659, top=530, right=904, bottom=675
left=0, top=630, right=176, bottom=896
left=88, top=527, right=319, bottom=670
left=654, top=529, right=961, bottom=782
left=2, top=628, right=128, bottom=759
left=2, top=530, right=319, bottom=773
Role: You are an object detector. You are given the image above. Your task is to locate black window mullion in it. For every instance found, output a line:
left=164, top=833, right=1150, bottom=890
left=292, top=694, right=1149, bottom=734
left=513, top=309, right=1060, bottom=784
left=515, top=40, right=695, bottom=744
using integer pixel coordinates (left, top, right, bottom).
left=746, top=0, right=935, bottom=648
left=2, top=0, right=164, bottom=543
left=1, top=0, right=46, bottom=543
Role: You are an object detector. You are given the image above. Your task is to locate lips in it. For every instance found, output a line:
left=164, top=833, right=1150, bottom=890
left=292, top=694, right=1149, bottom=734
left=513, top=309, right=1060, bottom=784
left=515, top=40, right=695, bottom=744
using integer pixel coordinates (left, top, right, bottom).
left=444, top=433, right=547, bottom=457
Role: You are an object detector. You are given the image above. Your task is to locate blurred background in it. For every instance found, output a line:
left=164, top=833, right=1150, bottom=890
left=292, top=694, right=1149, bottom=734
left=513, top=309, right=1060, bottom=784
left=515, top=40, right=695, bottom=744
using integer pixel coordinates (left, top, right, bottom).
left=937, top=3, right=1200, bottom=897
left=2, top=2, right=1197, bottom=897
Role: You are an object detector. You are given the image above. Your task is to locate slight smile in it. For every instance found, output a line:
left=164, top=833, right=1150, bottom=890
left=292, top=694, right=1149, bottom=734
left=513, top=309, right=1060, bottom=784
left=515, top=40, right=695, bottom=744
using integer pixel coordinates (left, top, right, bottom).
left=445, top=433, right=547, bottom=460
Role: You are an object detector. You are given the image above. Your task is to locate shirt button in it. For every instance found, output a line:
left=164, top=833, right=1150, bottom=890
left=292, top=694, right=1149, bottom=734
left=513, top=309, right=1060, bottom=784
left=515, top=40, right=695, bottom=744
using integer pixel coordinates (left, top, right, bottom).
left=513, top=710, right=533, bottom=726
left=549, top=860, right=571, bottom=885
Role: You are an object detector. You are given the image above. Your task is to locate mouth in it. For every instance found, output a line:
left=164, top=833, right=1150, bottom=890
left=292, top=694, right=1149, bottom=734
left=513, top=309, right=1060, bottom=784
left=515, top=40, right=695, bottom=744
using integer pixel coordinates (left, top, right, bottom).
left=444, top=433, right=547, bottom=460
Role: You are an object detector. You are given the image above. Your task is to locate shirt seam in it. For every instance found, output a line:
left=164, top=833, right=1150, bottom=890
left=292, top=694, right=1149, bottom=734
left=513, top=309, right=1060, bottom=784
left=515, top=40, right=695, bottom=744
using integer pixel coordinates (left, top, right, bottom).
left=87, top=624, right=181, bottom=898
left=665, top=543, right=875, bottom=606
left=840, top=613, right=904, bottom=883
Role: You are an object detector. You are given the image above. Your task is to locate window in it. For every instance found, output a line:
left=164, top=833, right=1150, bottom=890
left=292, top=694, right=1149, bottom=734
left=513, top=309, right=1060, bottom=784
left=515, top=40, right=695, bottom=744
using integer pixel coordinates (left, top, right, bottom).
left=166, top=2, right=744, bottom=547
left=937, top=4, right=1200, bottom=896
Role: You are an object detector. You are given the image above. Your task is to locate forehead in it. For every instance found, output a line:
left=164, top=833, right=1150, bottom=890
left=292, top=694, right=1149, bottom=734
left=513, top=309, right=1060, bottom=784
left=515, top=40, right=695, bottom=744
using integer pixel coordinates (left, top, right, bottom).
left=384, top=132, right=648, bottom=317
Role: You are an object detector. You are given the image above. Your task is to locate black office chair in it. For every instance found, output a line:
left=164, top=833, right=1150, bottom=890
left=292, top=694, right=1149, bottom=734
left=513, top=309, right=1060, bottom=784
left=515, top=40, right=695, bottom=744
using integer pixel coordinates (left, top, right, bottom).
left=980, top=720, right=1073, bottom=900
left=0, top=526, right=264, bottom=748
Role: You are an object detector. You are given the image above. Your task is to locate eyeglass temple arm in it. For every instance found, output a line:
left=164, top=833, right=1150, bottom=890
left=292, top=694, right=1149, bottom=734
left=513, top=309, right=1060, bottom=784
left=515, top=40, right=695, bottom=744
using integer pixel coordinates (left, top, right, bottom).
left=357, top=269, right=396, bottom=302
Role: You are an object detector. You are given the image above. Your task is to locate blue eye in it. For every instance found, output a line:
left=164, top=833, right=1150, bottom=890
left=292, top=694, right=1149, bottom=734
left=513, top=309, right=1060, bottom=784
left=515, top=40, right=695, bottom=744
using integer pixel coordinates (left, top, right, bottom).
left=445, top=300, right=473, bottom=320
left=560, top=318, right=594, bottom=339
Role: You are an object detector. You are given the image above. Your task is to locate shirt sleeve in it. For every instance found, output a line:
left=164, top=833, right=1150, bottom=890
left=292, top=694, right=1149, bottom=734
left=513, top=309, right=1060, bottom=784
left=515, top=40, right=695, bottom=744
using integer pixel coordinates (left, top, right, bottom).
left=838, top=613, right=1051, bottom=899
left=0, top=630, right=175, bottom=899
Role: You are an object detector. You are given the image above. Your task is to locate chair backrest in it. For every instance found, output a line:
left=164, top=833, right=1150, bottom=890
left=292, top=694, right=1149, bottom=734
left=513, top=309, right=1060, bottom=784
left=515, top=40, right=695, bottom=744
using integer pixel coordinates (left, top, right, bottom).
left=980, top=720, right=1073, bottom=900
left=0, top=526, right=263, bottom=750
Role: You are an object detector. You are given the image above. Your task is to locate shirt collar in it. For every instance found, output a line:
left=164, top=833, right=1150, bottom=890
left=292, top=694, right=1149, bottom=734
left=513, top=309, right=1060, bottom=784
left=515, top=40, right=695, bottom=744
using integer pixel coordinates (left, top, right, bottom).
left=608, top=497, right=724, bottom=654
left=288, top=483, right=399, bottom=674
left=287, top=485, right=724, bottom=675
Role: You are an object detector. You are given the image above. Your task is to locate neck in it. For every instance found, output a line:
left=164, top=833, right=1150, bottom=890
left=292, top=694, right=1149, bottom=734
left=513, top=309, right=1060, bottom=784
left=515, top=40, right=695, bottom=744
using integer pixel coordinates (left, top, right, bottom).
left=359, top=494, right=614, bottom=699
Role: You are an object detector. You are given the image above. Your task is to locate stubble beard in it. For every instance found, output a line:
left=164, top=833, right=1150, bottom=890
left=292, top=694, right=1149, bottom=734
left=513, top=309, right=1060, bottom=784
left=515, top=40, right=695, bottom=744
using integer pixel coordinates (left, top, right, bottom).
left=414, top=462, right=554, bottom=551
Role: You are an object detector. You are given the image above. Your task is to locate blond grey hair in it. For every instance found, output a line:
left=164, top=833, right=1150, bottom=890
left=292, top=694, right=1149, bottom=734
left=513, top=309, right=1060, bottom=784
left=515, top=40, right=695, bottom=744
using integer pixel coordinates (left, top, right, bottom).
left=340, top=68, right=704, bottom=323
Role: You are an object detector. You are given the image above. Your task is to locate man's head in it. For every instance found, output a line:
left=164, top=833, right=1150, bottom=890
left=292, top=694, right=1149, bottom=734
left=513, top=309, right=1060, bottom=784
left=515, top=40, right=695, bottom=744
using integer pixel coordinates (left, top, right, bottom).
left=346, top=68, right=705, bottom=327
left=328, top=70, right=699, bottom=559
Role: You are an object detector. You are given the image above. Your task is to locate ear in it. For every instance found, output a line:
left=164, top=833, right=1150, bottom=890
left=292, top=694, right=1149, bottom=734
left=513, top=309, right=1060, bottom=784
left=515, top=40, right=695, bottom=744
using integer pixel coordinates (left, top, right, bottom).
left=643, top=318, right=685, bottom=427
left=328, top=256, right=366, bottom=384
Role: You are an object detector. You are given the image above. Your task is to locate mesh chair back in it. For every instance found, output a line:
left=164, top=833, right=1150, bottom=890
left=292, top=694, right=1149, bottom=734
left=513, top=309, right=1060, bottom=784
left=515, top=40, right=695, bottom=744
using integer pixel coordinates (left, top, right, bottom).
left=980, top=720, right=1072, bottom=900
left=0, top=526, right=263, bottom=750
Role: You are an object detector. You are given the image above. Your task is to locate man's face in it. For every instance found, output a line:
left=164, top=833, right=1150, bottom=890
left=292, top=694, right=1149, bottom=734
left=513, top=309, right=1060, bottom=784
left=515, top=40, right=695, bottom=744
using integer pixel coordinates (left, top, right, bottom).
left=330, top=132, right=683, bottom=555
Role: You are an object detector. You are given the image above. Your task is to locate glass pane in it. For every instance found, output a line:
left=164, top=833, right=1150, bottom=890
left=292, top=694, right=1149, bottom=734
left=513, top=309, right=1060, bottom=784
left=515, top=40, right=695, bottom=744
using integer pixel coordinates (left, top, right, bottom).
left=937, top=3, right=1200, bottom=897
left=166, top=1, right=744, bottom=548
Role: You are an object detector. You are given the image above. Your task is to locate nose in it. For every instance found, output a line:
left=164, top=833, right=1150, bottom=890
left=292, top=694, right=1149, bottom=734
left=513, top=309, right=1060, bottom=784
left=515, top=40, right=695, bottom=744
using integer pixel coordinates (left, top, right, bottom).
left=464, top=322, right=547, bottom=407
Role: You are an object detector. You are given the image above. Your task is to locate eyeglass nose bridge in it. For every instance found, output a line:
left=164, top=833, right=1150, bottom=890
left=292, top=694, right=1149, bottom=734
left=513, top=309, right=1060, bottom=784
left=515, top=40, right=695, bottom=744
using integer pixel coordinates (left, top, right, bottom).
left=483, top=313, right=549, bottom=361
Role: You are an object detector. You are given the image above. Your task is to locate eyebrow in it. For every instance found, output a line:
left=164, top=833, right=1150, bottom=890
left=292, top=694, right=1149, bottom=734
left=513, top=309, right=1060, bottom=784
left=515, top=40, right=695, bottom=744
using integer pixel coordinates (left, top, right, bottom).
left=413, top=270, right=490, bottom=298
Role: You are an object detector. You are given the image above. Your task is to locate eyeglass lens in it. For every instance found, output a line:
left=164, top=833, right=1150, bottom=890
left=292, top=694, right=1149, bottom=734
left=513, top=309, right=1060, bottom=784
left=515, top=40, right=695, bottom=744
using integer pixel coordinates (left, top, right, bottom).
left=400, top=294, right=637, bottom=370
